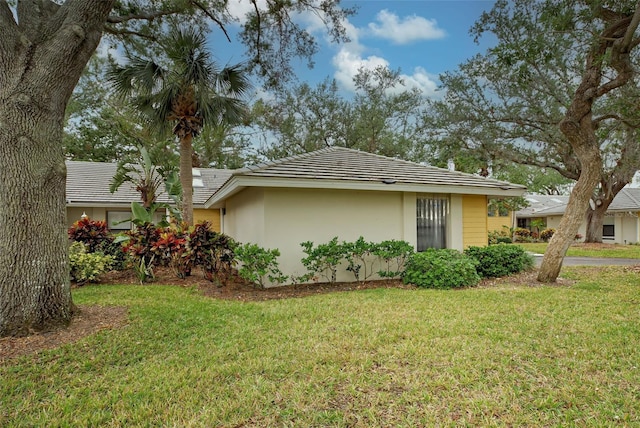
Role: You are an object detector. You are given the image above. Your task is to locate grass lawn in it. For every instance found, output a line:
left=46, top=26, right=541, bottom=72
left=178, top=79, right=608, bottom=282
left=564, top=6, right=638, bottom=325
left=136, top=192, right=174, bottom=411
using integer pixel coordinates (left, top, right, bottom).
left=2, top=267, right=640, bottom=426
left=517, top=242, right=640, bottom=258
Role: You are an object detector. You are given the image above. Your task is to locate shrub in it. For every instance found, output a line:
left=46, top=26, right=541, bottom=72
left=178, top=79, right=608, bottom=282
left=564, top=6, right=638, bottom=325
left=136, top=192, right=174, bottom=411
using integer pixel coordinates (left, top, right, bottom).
left=540, top=228, right=556, bottom=242
left=513, top=227, right=531, bottom=242
left=402, top=249, right=480, bottom=289
left=373, top=240, right=414, bottom=279
left=488, top=229, right=512, bottom=244
left=69, top=242, right=113, bottom=285
left=464, top=244, right=534, bottom=278
left=235, top=243, right=288, bottom=288
left=300, top=237, right=344, bottom=283
left=68, top=217, right=111, bottom=252
left=187, top=222, right=236, bottom=282
left=96, top=238, right=128, bottom=271
left=342, top=237, right=377, bottom=282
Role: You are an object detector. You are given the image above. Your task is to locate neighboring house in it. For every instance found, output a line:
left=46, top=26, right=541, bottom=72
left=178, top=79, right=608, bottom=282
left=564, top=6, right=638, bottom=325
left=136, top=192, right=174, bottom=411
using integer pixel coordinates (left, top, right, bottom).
left=65, top=161, right=231, bottom=231
left=205, top=147, right=526, bottom=284
left=516, top=189, right=640, bottom=244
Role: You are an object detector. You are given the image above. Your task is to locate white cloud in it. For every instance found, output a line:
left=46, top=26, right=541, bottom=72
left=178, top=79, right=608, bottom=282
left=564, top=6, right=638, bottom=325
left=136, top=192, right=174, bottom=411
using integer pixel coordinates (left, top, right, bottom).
left=367, top=9, right=446, bottom=44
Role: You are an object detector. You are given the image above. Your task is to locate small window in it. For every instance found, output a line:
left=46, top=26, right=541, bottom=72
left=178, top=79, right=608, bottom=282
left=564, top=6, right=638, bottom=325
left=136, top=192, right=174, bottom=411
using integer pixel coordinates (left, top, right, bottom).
left=603, top=224, right=615, bottom=238
left=417, top=197, right=449, bottom=251
left=107, top=211, right=131, bottom=231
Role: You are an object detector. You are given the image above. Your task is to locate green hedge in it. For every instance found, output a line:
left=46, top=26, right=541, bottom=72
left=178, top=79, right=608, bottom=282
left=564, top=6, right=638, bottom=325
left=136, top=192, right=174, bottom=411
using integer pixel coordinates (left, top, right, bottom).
left=402, top=249, right=480, bottom=289
left=464, top=244, right=534, bottom=278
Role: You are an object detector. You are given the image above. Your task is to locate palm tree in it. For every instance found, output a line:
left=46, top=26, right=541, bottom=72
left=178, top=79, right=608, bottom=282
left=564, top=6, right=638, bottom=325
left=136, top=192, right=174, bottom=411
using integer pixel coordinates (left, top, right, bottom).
left=108, top=27, right=250, bottom=225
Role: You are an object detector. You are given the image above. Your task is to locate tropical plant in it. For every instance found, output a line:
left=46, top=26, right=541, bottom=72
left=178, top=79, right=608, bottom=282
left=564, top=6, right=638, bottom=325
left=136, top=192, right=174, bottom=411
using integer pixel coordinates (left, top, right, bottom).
left=68, top=217, right=111, bottom=253
left=69, top=242, right=113, bottom=285
left=187, top=222, right=236, bottom=283
left=108, top=27, right=251, bottom=225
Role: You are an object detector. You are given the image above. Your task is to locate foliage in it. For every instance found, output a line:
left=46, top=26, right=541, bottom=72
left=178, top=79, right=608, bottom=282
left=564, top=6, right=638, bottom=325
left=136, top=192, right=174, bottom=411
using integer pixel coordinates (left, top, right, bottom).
left=68, top=242, right=113, bottom=285
left=235, top=243, right=288, bottom=288
left=464, top=244, right=534, bottom=278
left=122, top=223, right=159, bottom=282
left=373, top=240, right=414, bottom=279
left=187, top=222, right=236, bottom=283
left=108, top=27, right=251, bottom=225
left=540, top=228, right=556, bottom=242
left=300, top=237, right=345, bottom=284
left=342, top=237, right=377, bottom=283
left=402, top=249, right=480, bottom=289
left=254, top=67, right=428, bottom=162
left=513, top=227, right=531, bottom=242
left=488, top=229, right=512, bottom=245
left=68, top=217, right=111, bottom=253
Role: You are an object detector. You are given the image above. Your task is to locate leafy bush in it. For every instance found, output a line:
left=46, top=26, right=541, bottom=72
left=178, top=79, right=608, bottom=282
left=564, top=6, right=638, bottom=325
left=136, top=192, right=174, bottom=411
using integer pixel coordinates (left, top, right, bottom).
left=373, top=239, right=414, bottom=278
left=235, top=243, right=288, bottom=288
left=513, top=227, right=531, bottom=242
left=187, top=222, right=236, bottom=283
left=68, top=217, right=111, bottom=252
left=488, top=229, right=512, bottom=244
left=464, top=244, right=534, bottom=278
left=540, top=228, right=556, bottom=242
left=402, top=249, right=480, bottom=289
left=342, top=237, right=376, bottom=282
left=95, top=238, right=128, bottom=271
left=300, top=237, right=344, bottom=283
left=69, top=242, right=113, bottom=285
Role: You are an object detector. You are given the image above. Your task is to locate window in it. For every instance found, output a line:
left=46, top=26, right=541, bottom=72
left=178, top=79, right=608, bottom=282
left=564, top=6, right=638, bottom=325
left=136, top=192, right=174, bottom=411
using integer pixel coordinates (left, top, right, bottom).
left=107, top=211, right=131, bottom=231
left=417, top=197, right=449, bottom=251
left=603, top=224, right=615, bottom=239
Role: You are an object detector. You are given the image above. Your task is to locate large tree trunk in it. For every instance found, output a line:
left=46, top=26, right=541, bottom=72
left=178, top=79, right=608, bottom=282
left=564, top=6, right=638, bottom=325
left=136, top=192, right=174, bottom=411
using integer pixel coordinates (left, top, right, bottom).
left=0, top=2, right=115, bottom=336
left=538, top=146, right=601, bottom=282
left=180, top=134, right=194, bottom=226
left=584, top=204, right=607, bottom=243
left=537, top=5, right=640, bottom=282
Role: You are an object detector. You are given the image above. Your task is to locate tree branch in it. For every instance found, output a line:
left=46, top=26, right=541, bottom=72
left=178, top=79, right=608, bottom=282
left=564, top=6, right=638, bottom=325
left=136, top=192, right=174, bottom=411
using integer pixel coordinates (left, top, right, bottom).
left=106, top=8, right=182, bottom=24
left=103, top=25, right=159, bottom=42
left=191, top=0, right=230, bottom=43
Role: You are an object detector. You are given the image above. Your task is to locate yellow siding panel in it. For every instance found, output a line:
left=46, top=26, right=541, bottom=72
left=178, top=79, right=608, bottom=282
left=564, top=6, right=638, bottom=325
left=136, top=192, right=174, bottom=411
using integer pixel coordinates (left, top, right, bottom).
left=194, top=209, right=221, bottom=232
left=487, top=214, right=511, bottom=233
left=462, top=195, right=488, bottom=248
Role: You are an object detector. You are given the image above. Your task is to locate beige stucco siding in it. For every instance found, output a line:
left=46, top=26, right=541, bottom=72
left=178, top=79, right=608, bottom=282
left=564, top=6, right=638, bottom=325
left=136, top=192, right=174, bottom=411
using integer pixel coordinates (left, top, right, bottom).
left=223, top=187, right=266, bottom=246
left=259, top=188, right=406, bottom=283
left=462, top=195, right=488, bottom=248
left=66, top=207, right=107, bottom=228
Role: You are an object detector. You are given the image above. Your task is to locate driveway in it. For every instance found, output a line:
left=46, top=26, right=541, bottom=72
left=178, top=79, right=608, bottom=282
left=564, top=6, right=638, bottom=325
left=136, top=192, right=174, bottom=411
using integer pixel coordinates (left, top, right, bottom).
left=532, top=254, right=639, bottom=266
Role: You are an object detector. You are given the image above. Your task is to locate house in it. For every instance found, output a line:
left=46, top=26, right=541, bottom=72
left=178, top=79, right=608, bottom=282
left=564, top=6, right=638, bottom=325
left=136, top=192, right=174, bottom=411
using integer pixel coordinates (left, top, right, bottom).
left=516, top=189, right=640, bottom=244
left=205, top=147, right=526, bottom=283
left=65, top=160, right=231, bottom=231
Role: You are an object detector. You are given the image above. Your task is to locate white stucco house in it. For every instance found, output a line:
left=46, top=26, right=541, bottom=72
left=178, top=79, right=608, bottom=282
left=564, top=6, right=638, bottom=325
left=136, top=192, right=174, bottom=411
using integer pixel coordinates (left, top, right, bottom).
left=204, top=147, right=526, bottom=283
left=516, top=189, right=640, bottom=244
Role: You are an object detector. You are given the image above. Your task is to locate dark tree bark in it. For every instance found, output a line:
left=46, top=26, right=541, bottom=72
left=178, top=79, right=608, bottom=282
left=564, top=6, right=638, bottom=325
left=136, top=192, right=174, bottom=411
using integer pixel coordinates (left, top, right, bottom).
left=0, top=1, right=115, bottom=336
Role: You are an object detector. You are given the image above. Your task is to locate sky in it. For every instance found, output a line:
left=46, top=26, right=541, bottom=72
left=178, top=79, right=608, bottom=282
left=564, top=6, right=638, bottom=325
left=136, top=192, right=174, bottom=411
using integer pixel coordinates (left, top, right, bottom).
left=210, top=0, right=497, bottom=98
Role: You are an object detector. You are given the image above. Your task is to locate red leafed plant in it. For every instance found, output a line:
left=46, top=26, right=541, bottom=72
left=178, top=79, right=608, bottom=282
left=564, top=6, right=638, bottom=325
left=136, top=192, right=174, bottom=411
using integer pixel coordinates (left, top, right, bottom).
left=68, top=217, right=112, bottom=253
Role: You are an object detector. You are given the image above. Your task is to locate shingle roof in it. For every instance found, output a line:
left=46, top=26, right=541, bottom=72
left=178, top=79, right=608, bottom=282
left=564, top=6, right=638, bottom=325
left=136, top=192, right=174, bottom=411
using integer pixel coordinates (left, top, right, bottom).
left=206, top=147, right=527, bottom=207
left=65, top=161, right=232, bottom=206
left=232, top=147, right=525, bottom=189
left=517, top=188, right=640, bottom=218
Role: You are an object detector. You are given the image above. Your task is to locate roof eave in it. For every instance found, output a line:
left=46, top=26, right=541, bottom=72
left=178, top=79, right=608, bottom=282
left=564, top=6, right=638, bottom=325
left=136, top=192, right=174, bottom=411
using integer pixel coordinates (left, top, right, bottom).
left=204, top=176, right=526, bottom=207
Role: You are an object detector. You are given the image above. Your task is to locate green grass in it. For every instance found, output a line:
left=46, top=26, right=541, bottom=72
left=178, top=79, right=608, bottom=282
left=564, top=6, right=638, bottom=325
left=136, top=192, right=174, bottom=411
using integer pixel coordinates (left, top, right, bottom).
left=517, top=242, right=640, bottom=258
left=2, top=268, right=640, bottom=426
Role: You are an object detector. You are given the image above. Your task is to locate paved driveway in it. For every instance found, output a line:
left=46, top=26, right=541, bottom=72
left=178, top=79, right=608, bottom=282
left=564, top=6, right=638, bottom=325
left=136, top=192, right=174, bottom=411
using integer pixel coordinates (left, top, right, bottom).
left=533, top=255, right=639, bottom=266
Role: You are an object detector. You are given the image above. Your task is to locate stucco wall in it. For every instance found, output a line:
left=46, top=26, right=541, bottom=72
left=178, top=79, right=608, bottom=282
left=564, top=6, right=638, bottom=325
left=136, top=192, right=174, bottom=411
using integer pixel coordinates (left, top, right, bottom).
left=462, top=195, right=488, bottom=248
left=223, top=187, right=265, bottom=246
left=261, top=188, right=406, bottom=283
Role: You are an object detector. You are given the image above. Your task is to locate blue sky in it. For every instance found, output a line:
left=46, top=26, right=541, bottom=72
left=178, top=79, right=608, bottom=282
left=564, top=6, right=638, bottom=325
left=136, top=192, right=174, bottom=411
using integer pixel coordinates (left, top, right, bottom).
left=213, top=0, right=497, bottom=97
